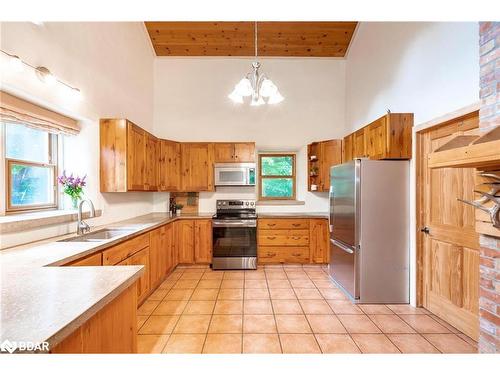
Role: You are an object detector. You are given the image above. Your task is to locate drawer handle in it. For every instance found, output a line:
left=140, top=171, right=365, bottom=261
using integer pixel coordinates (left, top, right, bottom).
left=267, top=236, right=276, bottom=240
left=292, top=223, right=301, bottom=227
left=291, top=236, right=301, bottom=240
left=267, top=223, right=276, bottom=227
left=292, top=253, right=301, bottom=256
left=267, top=252, right=276, bottom=256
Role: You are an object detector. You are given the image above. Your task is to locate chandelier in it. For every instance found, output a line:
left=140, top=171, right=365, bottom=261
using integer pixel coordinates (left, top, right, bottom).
left=228, top=22, right=284, bottom=106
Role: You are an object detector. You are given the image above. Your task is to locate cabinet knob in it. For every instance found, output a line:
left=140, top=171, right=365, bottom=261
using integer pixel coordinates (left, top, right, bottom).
left=267, top=236, right=276, bottom=240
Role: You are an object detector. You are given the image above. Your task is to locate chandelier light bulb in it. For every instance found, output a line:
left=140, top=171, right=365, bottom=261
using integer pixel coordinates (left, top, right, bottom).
left=9, top=55, right=24, bottom=73
left=228, top=89, right=244, bottom=104
left=268, top=90, right=284, bottom=105
left=250, top=96, right=265, bottom=107
left=235, top=78, right=253, bottom=97
left=260, top=79, right=277, bottom=98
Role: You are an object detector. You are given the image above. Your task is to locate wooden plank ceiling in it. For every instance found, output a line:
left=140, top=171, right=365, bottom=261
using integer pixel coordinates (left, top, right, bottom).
left=144, top=22, right=358, bottom=57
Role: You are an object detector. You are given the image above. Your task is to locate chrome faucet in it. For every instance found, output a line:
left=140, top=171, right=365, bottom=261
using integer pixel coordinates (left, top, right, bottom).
left=77, top=199, right=96, bottom=235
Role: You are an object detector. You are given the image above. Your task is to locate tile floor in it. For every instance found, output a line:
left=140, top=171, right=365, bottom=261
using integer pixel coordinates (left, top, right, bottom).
left=136, top=264, right=478, bottom=354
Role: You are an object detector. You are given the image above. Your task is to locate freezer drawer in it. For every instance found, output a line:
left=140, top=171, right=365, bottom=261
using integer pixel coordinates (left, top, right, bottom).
left=328, top=239, right=358, bottom=299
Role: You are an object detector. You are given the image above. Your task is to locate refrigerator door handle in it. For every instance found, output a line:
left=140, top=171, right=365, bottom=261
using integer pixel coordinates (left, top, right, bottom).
left=329, top=186, right=334, bottom=233
left=330, top=238, right=354, bottom=254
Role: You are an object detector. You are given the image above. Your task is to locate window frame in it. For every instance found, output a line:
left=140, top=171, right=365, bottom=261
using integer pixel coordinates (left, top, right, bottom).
left=4, top=123, right=59, bottom=213
left=258, top=153, right=296, bottom=201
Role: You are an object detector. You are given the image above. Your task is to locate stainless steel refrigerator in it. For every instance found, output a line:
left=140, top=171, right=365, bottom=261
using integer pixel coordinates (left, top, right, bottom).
left=329, top=159, right=409, bottom=303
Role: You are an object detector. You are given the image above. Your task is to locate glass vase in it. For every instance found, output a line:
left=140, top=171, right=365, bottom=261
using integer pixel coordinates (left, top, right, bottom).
left=71, top=196, right=79, bottom=210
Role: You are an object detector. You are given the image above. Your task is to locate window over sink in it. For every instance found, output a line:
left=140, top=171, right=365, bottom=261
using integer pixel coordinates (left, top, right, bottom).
left=258, top=153, right=296, bottom=200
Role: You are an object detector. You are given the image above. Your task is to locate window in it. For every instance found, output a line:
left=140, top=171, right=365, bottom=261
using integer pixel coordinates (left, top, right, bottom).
left=258, top=154, right=296, bottom=200
left=5, top=122, right=58, bottom=212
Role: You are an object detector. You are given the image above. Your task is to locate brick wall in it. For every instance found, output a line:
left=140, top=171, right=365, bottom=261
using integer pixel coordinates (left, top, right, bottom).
left=478, top=21, right=500, bottom=353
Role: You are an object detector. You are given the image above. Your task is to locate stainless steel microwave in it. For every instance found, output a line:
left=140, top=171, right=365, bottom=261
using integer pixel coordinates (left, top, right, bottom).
left=214, top=163, right=256, bottom=186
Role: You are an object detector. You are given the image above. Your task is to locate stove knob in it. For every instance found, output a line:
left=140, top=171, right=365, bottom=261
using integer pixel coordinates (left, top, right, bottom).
left=250, top=202, right=254, bottom=206
left=245, top=202, right=249, bottom=206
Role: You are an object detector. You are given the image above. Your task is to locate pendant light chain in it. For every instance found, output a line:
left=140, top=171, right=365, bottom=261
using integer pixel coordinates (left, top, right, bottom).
left=254, top=21, right=258, bottom=61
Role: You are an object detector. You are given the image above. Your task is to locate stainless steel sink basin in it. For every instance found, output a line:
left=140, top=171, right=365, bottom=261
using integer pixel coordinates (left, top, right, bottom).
left=58, top=228, right=135, bottom=242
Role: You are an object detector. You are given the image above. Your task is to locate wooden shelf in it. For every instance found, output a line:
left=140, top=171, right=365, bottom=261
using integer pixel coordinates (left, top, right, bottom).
left=428, top=126, right=500, bottom=169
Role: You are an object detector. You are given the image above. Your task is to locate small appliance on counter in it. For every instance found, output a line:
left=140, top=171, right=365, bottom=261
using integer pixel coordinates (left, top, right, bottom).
left=212, top=199, right=257, bottom=270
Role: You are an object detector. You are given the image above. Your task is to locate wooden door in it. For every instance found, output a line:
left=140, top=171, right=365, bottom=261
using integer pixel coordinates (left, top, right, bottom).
left=320, top=140, right=342, bottom=191
left=309, top=219, right=329, bottom=263
left=343, top=134, right=353, bottom=163
left=128, top=247, right=150, bottom=304
left=194, top=219, right=212, bottom=263
left=419, top=112, right=480, bottom=340
left=181, top=143, right=214, bottom=191
left=126, top=122, right=146, bottom=191
left=366, top=117, right=387, bottom=160
left=145, top=133, right=158, bottom=191
left=353, top=129, right=367, bottom=158
left=234, top=143, right=255, bottom=162
left=159, top=140, right=181, bottom=191
left=214, top=143, right=235, bottom=162
left=176, top=220, right=194, bottom=263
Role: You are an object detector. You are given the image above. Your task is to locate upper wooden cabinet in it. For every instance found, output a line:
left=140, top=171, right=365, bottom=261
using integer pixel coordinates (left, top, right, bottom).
left=158, top=139, right=181, bottom=191
left=307, top=139, right=342, bottom=192
left=214, top=142, right=255, bottom=163
left=343, top=113, right=413, bottom=161
left=181, top=143, right=215, bottom=191
left=100, top=119, right=157, bottom=192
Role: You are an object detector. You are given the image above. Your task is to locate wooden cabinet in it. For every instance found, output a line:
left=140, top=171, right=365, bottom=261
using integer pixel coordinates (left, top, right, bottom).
left=150, top=226, right=166, bottom=289
left=127, top=247, right=150, bottom=304
left=194, top=219, right=212, bottom=263
left=214, top=142, right=255, bottom=163
left=309, top=219, right=329, bottom=263
left=353, top=128, right=367, bottom=158
left=176, top=220, right=195, bottom=263
left=102, top=233, right=149, bottom=265
left=64, top=252, right=102, bottom=266
left=307, top=139, right=342, bottom=192
left=158, top=139, right=181, bottom=191
left=343, top=133, right=354, bottom=162
left=100, top=119, right=157, bottom=192
left=181, top=143, right=215, bottom=191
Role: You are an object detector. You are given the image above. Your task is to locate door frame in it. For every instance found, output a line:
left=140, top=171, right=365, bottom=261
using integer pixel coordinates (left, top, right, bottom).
left=414, top=104, right=480, bottom=307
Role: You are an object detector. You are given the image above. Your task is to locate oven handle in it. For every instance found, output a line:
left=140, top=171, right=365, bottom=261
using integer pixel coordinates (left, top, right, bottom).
left=212, top=220, right=257, bottom=228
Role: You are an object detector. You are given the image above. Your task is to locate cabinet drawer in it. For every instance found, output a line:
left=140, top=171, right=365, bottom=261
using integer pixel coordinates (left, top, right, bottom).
left=65, top=252, right=102, bottom=266
left=103, top=233, right=150, bottom=265
left=259, top=219, right=309, bottom=230
left=258, top=231, right=309, bottom=246
left=258, top=247, right=310, bottom=263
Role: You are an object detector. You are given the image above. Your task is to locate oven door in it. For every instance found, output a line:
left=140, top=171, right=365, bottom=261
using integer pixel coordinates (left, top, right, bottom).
left=212, top=220, right=257, bottom=258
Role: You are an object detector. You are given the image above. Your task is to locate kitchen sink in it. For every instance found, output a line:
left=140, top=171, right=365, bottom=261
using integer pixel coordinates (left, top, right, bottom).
left=58, top=228, right=135, bottom=242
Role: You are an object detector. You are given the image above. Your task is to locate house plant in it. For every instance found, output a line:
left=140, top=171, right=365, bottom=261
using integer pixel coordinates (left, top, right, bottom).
left=58, top=171, right=86, bottom=209
left=175, top=203, right=184, bottom=216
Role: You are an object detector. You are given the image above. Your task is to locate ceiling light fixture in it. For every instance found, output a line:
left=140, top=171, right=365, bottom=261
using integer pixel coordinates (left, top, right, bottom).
left=228, top=22, right=284, bottom=106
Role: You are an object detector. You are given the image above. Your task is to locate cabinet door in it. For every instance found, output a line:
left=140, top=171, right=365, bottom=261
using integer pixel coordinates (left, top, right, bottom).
left=159, top=140, right=181, bottom=191
left=126, top=122, right=146, bottom=191
left=353, top=129, right=367, bottom=158
left=120, top=247, right=150, bottom=304
left=366, top=117, right=387, bottom=160
left=214, top=143, right=235, bottom=162
left=145, top=133, right=159, bottom=191
left=343, top=134, right=354, bottom=163
left=234, top=143, right=255, bottom=162
left=165, top=223, right=174, bottom=272
left=149, top=226, right=167, bottom=289
left=194, top=219, right=212, bottom=263
left=310, top=219, right=329, bottom=263
left=181, top=143, right=214, bottom=191
left=320, top=140, right=342, bottom=192
left=177, top=220, right=194, bottom=263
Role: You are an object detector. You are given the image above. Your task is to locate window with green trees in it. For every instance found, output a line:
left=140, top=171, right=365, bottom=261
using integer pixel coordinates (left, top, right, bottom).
left=259, top=154, right=295, bottom=200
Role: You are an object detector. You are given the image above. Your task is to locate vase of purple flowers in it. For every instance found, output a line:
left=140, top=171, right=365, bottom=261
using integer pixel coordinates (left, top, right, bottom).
left=58, top=171, right=87, bottom=209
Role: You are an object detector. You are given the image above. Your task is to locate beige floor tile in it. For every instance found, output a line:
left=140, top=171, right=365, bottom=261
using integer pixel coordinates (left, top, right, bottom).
left=399, top=315, right=450, bottom=334
left=137, top=300, right=161, bottom=316
left=290, top=279, right=316, bottom=288
left=286, top=271, right=309, bottom=280
left=183, top=268, right=206, bottom=273
left=359, top=304, right=394, bottom=314
left=299, top=300, right=333, bottom=314
left=369, top=315, right=416, bottom=334
left=313, top=280, right=337, bottom=289
left=203, top=334, right=242, bottom=353
left=267, top=279, right=292, bottom=288
left=386, top=304, right=429, bottom=314
left=147, top=288, right=170, bottom=301
left=387, top=334, right=440, bottom=353
left=221, top=279, right=244, bottom=288
left=244, top=288, right=270, bottom=300
left=243, top=314, right=277, bottom=333
left=223, top=271, right=245, bottom=280
left=244, top=299, right=274, bottom=314
left=163, top=334, right=206, bottom=354
left=327, top=300, right=363, bottom=314
left=197, top=279, right=222, bottom=289
left=173, top=315, right=211, bottom=333
left=153, top=300, right=188, bottom=315
left=214, top=300, right=244, bottom=314
left=190, top=288, right=219, bottom=301
left=319, top=288, right=347, bottom=300
left=315, top=334, right=360, bottom=353
left=429, top=315, right=461, bottom=334
left=294, top=288, right=323, bottom=300
left=245, top=279, right=268, bottom=288
left=208, top=315, right=243, bottom=333
left=307, top=315, right=347, bottom=333
left=265, top=271, right=287, bottom=280
left=183, top=300, right=216, bottom=315
left=137, top=334, right=170, bottom=353
left=280, top=334, right=321, bottom=353
left=269, top=288, right=296, bottom=300
left=164, top=288, right=194, bottom=301
left=244, top=272, right=266, bottom=280
left=423, top=334, right=477, bottom=353
left=158, top=280, right=176, bottom=289
left=272, top=299, right=303, bottom=314
left=243, top=334, right=282, bottom=353
left=275, top=314, right=312, bottom=333
left=139, top=315, right=180, bottom=334
left=179, top=273, right=202, bottom=281
left=337, top=315, right=381, bottom=333
left=217, top=288, right=244, bottom=300
left=201, top=272, right=224, bottom=280
left=137, top=315, right=148, bottom=330
left=351, top=334, right=400, bottom=353
left=457, top=333, right=478, bottom=348
left=174, top=279, right=200, bottom=289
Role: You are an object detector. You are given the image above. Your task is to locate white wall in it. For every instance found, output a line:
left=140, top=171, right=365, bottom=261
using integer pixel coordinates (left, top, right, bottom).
left=153, top=57, right=346, bottom=213
left=0, top=22, right=157, bottom=248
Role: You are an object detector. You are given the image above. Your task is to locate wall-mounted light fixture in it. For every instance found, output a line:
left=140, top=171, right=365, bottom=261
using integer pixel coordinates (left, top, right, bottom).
left=1, top=49, right=83, bottom=101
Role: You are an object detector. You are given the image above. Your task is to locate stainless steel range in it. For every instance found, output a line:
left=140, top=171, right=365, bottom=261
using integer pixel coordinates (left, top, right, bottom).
left=212, top=199, right=257, bottom=270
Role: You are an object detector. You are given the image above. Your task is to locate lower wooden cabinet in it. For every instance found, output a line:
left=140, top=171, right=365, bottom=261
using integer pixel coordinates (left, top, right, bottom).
left=175, top=219, right=213, bottom=264
left=310, top=219, right=330, bottom=263
left=194, top=219, right=212, bottom=263
left=176, top=220, right=195, bottom=263
left=119, top=247, right=150, bottom=305
left=64, top=252, right=102, bottom=266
